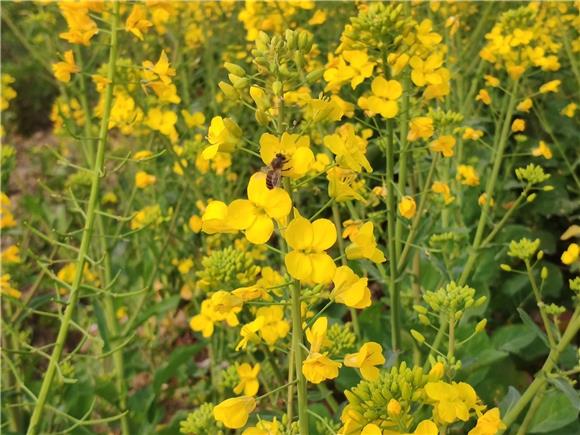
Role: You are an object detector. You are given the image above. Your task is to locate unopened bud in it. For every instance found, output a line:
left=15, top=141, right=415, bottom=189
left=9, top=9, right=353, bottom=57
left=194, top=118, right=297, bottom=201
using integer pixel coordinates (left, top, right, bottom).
left=475, top=319, right=487, bottom=333
left=537, top=250, right=544, bottom=260
left=541, top=267, right=548, bottom=280
left=500, top=264, right=512, bottom=272
left=410, top=329, right=425, bottom=344
left=527, top=193, right=537, bottom=203
left=543, top=185, right=554, bottom=191
left=387, top=399, right=401, bottom=417
left=224, top=62, right=246, bottom=77
left=429, top=362, right=445, bottom=379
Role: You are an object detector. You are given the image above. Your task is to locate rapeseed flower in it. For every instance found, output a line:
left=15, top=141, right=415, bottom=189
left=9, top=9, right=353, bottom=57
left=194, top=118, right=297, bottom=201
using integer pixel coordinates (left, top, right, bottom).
left=259, top=132, right=314, bottom=178
left=234, top=363, right=260, bottom=396
left=331, top=266, right=371, bottom=309
left=408, top=117, right=434, bottom=141
left=429, top=135, right=456, bottom=157
left=358, top=77, right=403, bottom=119
left=345, top=222, right=385, bottom=263
left=343, top=342, right=385, bottom=380
left=399, top=196, right=417, bottom=219
left=203, top=116, right=242, bottom=160
left=302, top=352, right=341, bottom=384
left=425, top=381, right=481, bottom=424
left=532, top=140, right=552, bottom=159
left=457, top=165, right=480, bottom=186
left=52, top=50, right=80, bottom=83
left=125, top=4, right=152, bottom=40
left=561, top=243, right=579, bottom=265
left=468, top=408, right=506, bottom=435
left=213, top=396, right=256, bottom=429
left=135, top=171, right=156, bottom=188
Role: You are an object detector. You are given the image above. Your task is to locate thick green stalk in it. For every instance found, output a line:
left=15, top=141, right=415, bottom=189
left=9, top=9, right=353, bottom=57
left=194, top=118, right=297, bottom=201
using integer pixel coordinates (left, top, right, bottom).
left=290, top=283, right=309, bottom=435
left=395, top=71, right=410, bottom=259
left=26, top=4, right=120, bottom=433
left=385, top=120, right=401, bottom=356
left=516, top=388, right=545, bottom=435
left=501, top=306, right=580, bottom=431
left=459, top=79, right=519, bottom=286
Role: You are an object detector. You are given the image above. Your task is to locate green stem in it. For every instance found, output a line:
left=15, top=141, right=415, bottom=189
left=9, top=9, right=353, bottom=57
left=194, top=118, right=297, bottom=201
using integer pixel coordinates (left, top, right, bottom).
left=459, top=79, right=519, bottom=286
left=424, top=314, right=447, bottom=370
left=447, top=316, right=455, bottom=362
left=26, top=4, right=120, bottom=433
left=290, top=283, right=309, bottom=435
left=480, top=188, right=528, bottom=248
left=395, top=71, right=410, bottom=259
left=502, top=306, right=580, bottom=431
left=516, top=388, right=545, bottom=435
left=524, top=260, right=556, bottom=348
left=385, top=120, right=401, bottom=357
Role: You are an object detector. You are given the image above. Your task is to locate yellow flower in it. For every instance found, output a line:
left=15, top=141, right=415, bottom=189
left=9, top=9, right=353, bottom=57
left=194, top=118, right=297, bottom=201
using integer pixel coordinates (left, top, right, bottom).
left=284, top=216, right=336, bottom=284
left=181, top=110, right=205, bottom=128
left=425, top=381, right=480, bottom=424
left=52, top=50, right=80, bottom=83
left=213, top=396, right=256, bottom=429
left=188, top=215, right=202, bottom=233
left=324, top=50, right=375, bottom=92
left=468, top=408, right=506, bottom=435
left=344, top=342, right=385, bottom=380
left=407, top=117, right=434, bottom=142
left=387, top=398, right=401, bottom=417
left=1, top=245, right=21, bottom=264
left=432, top=181, right=454, bottom=204
left=416, top=19, right=442, bottom=48
left=345, top=222, right=385, bottom=263
left=561, top=102, right=577, bottom=118
left=125, top=4, right=152, bottom=40
left=302, top=352, right=341, bottom=384
left=457, top=165, right=480, bottom=186
left=475, top=89, right=491, bottom=105
left=234, top=363, right=261, bottom=396
left=256, top=306, right=290, bottom=346
left=463, top=127, right=484, bottom=141
left=484, top=75, right=500, bottom=87
left=429, top=135, right=456, bottom=157
left=135, top=171, right=156, bottom=189
left=202, top=116, right=243, bottom=160
left=305, top=317, right=330, bottom=353
left=173, top=258, right=193, bottom=275
left=398, top=196, right=417, bottom=219
left=1, top=274, right=21, bottom=299
left=92, top=74, right=110, bottom=92
left=409, top=54, right=444, bottom=87
left=327, top=168, right=365, bottom=203
left=561, top=243, right=579, bottom=265
left=511, top=119, right=526, bottom=132
left=429, top=362, right=445, bottom=380
left=323, top=125, right=372, bottom=173
left=142, top=50, right=176, bottom=85
left=58, top=3, right=98, bottom=46
left=243, top=418, right=283, bottom=435
left=308, top=9, right=327, bottom=25
left=236, top=316, right=265, bottom=351
left=201, top=200, right=237, bottom=234
left=259, top=132, right=314, bottom=179
left=517, top=98, right=533, bottom=113
left=130, top=204, right=162, bottom=230
left=478, top=193, right=495, bottom=207
left=145, top=107, right=178, bottom=142
left=532, top=140, right=552, bottom=159
left=539, top=79, right=561, bottom=94
left=227, top=173, right=292, bottom=245
left=331, top=266, right=371, bottom=309
left=358, top=77, right=402, bottom=119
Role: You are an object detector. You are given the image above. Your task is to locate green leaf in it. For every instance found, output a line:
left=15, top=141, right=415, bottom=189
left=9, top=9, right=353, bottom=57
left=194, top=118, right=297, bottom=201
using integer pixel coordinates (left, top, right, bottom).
left=499, top=386, right=521, bottom=417
left=548, top=377, right=580, bottom=411
left=528, top=390, right=579, bottom=433
left=517, top=308, right=549, bottom=349
left=492, top=324, right=536, bottom=354
left=153, top=344, right=203, bottom=394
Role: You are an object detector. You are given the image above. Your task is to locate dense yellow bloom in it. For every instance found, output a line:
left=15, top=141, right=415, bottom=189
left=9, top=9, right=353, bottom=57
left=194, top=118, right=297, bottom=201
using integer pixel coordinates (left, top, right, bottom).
left=135, top=171, right=156, bottom=189
left=52, top=50, right=80, bottom=83
left=107, top=91, right=143, bottom=132
left=344, top=342, right=385, bottom=380
left=463, top=128, right=484, bottom=141
left=416, top=19, right=442, bottom=48
left=539, top=79, right=561, bottom=94
left=1, top=245, right=21, bottom=264
left=358, top=77, right=402, bottom=119
left=476, top=89, right=491, bottom=105
left=146, top=107, right=178, bottom=142
left=302, top=352, right=341, bottom=384
left=345, top=222, right=385, bottom=263
left=324, top=50, right=375, bottom=92
left=228, top=173, right=292, bottom=244
left=517, top=98, right=533, bottom=113
left=234, top=363, right=260, bottom=396
left=213, top=396, right=256, bottom=429
left=409, top=53, right=444, bottom=85
left=324, top=124, right=372, bottom=173
left=59, top=3, right=98, bottom=45
left=201, top=200, right=237, bottom=234
left=143, top=50, right=176, bottom=85
left=284, top=216, right=336, bottom=284
left=429, top=135, right=456, bottom=157
left=561, top=243, right=579, bottom=265
left=1, top=74, right=16, bottom=111
left=0, top=193, right=16, bottom=229
left=532, top=140, right=552, bottom=159
left=259, top=132, right=314, bottom=179
left=457, top=165, right=480, bottom=186
left=511, top=119, right=526, bottom=132
left=125, top=4, right=152, bottom=40
left=255, top=306, right=290, bottom=346
left=398, top=196, right=417, bottom=219
left=561, top=102, right=577, bottom=118
left=425, top=381, right=481, bottom=424
left=432, top=181, right=454, bottom=204
left=203, top=116, right=242, bottom=159
left=1, top=274, right=21, bottom=299
left=408, top=117, right=434, bottom=141
left=331, top=266, right=371, bottom=309
left=468, top=408, right=506, bottom=435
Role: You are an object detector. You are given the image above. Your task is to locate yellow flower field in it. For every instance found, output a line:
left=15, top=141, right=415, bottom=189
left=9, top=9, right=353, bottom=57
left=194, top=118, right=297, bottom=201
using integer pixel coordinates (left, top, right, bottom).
left=1, top=1, right=579, bottom=434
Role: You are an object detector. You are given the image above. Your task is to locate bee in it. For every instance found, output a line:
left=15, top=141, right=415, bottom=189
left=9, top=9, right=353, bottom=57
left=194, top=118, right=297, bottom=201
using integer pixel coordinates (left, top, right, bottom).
left=264, top=153, right=289, bottom=189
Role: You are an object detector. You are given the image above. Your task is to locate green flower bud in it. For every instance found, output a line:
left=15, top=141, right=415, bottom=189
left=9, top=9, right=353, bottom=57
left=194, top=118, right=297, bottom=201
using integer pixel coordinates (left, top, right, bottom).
left=410, top=329, right=425, bottom=344
left=500, top=264, right=512, bottom=272
left=527, top=193, right=537, bottom=203
left=475, top=319, right=487, bottom=333
left=223, top=62, right=246, bottom=77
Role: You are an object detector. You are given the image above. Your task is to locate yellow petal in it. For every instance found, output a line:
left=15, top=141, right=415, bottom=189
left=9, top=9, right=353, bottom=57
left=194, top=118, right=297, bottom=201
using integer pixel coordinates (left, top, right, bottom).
left=285, top=216, right=313, bottom=250
left=309, top=253, right=336, bottom=284
left=285, top=250, right=313, bottom=282
left=245, top=214, right=274, bottom=245
left=311, top=219, right=337, bottom=251
left=228, top=200, right=257, bottom=230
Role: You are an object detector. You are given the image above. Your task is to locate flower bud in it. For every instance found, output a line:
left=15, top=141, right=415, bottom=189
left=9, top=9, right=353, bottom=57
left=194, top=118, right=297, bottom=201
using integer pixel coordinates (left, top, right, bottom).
left=475, top=319, right=487, bottom=333
left=500, top=264, right=512, bottom=272
left=527, top=193, right=537, bottom=203
left=410, top=329, right=425, bottom=344
left=224, top=62, right=246, bottom=77
left=537, top=250, right=544, bottom=260
left=272, top=80, right=282, bottom=96
left=541, top=267, right=548, bottom=280
left=387, top=399, right=401, bottom=417
left=543, top=185, right=554, bottom=191
left=413, top=304, right=427, bottom=314
left=429, top=362, right=445, bottom=379
left=218, top=81, right=237, bottom=99
left=228, top=74, right=248, bottom=89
